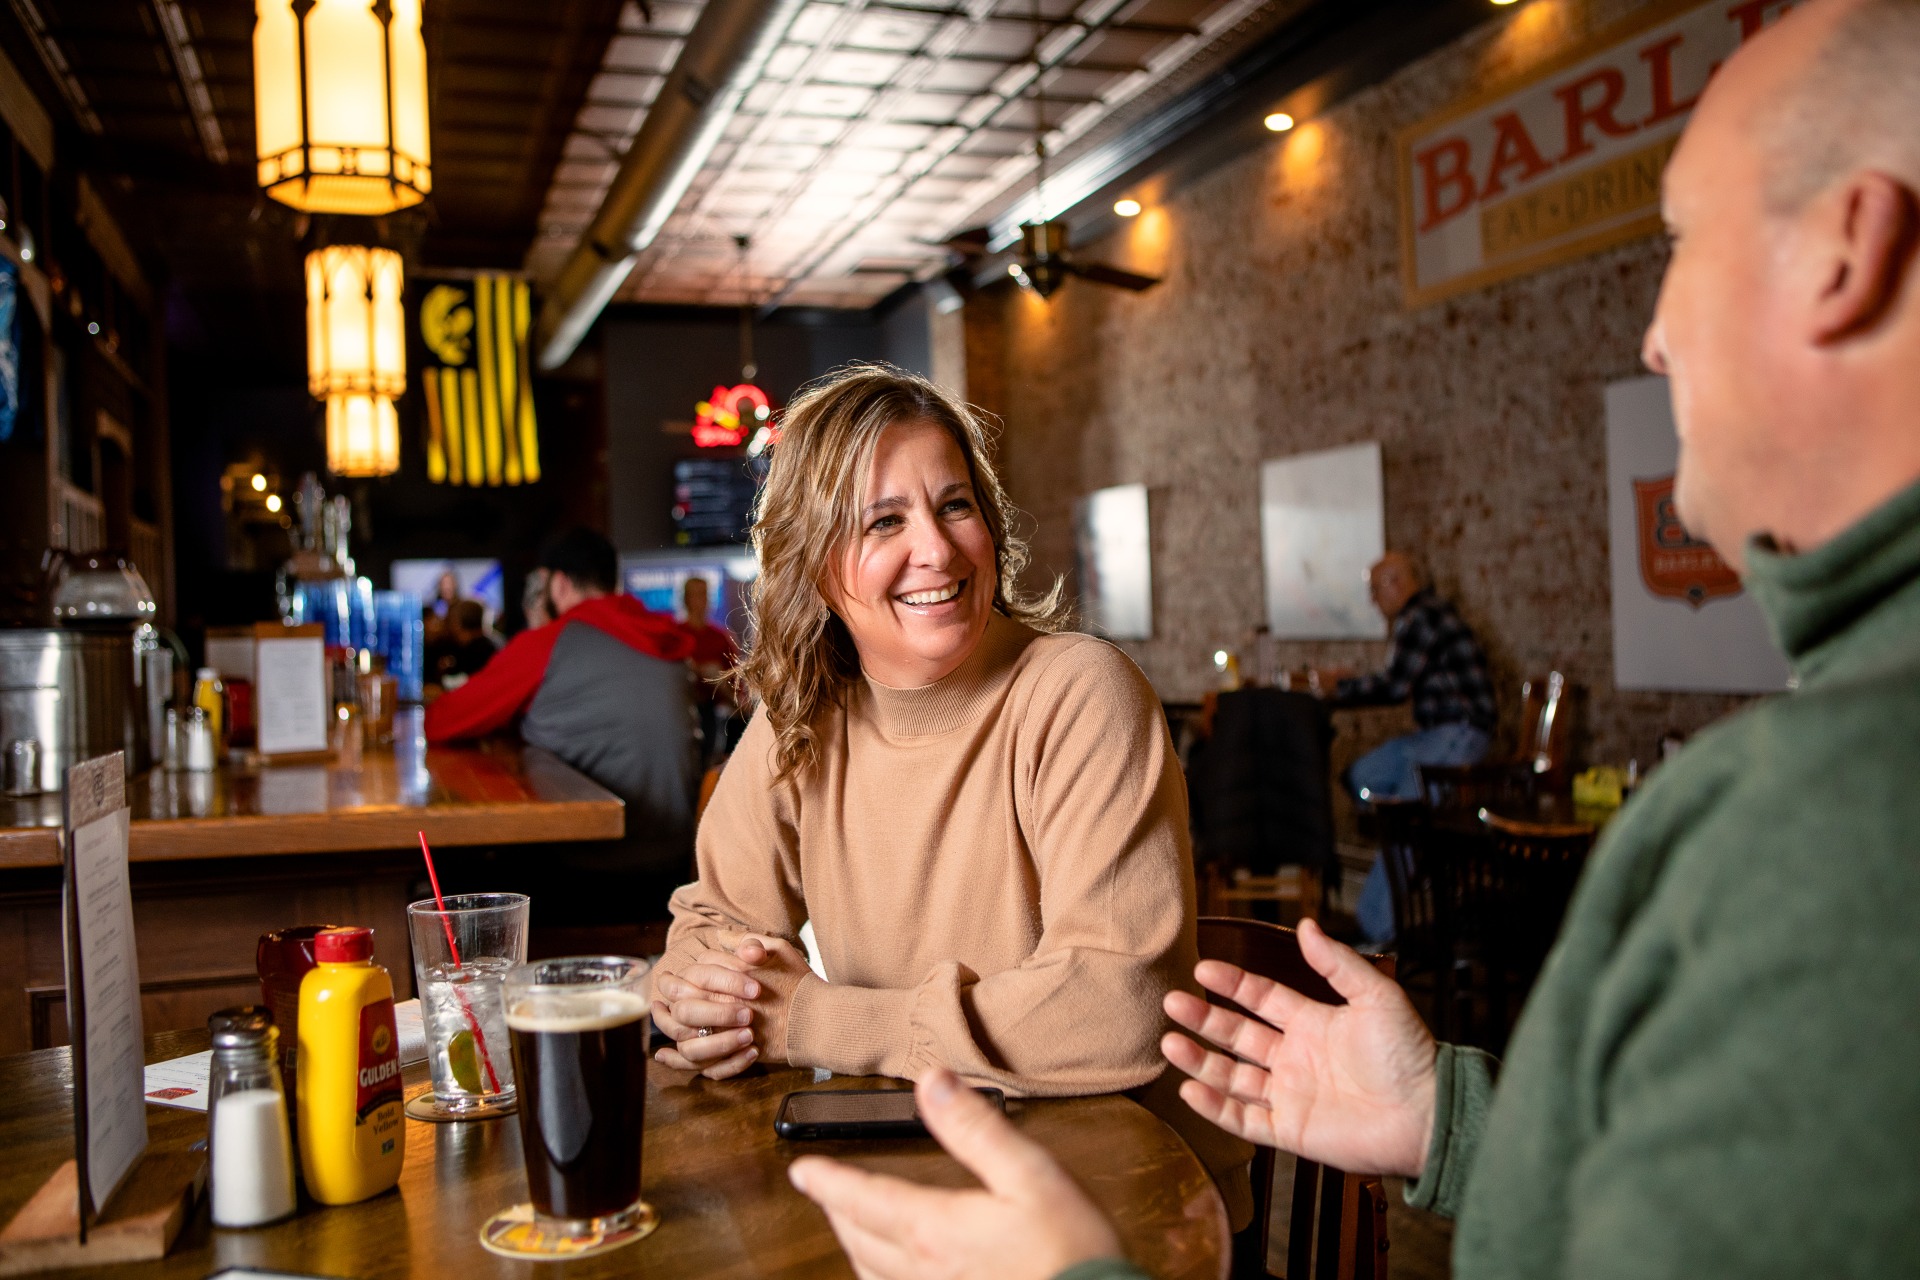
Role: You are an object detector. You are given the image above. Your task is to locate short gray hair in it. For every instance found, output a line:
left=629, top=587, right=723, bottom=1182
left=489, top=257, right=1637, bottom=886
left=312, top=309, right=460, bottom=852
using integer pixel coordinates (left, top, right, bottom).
left=1766, top=0, right=1920, bottom=210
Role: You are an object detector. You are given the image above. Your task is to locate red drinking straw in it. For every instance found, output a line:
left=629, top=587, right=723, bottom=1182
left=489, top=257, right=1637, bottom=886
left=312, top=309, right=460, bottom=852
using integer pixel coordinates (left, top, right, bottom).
left=418, top=830, right=502, bottom=1094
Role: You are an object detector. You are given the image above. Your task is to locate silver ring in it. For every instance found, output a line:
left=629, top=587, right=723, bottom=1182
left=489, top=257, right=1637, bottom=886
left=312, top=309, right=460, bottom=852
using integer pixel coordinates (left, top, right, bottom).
left=697, top=1027, right=712, bottom=1037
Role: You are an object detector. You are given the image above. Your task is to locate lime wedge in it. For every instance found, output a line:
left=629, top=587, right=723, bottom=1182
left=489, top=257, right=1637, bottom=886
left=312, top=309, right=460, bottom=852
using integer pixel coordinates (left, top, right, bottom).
left=448, top=1028, right=483, bottom=1093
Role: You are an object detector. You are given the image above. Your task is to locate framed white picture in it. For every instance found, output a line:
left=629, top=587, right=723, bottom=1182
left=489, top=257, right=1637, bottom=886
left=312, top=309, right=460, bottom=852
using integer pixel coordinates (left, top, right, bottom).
left=1260, top=443, right=1387, bottom=640
left=1073, top=483, right=1153, bottom=641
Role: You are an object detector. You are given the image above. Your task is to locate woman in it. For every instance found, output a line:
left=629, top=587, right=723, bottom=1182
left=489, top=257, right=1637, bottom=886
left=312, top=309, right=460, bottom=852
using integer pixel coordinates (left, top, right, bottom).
left=650, top=366, right=1246, bottom=1212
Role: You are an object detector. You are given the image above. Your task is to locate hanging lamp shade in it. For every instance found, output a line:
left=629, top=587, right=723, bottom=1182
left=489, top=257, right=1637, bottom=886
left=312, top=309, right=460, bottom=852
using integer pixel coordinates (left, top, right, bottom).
left=254, top=0, right=431, bottom=215
left=325, top=392, right=401, bottom=477
left=307, top=245, right=405, bottom=477
left=307, top=245, right=405, bottom=398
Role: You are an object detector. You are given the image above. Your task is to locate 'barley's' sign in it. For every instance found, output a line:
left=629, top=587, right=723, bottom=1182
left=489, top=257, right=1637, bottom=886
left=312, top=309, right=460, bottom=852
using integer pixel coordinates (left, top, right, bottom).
left=1397, top=0, right=1796, bottom=307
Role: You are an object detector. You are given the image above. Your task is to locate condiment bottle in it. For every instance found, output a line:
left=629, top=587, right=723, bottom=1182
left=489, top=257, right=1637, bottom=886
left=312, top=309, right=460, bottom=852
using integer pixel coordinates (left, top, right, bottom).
left=207, top=1006, right=296, bottom=1228
left=192, top=667, right=226, bottom=757
left=296, top=927, right=405, bottom=1204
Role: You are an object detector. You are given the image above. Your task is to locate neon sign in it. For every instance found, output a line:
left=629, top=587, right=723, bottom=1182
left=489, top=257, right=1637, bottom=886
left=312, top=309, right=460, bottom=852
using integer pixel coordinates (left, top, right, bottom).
left=693, top=383, right=772, bottom=449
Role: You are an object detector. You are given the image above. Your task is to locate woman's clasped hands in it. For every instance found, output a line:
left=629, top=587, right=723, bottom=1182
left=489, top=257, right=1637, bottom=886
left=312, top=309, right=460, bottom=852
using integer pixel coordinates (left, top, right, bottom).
left=652, top=931, right=813, bottom=1079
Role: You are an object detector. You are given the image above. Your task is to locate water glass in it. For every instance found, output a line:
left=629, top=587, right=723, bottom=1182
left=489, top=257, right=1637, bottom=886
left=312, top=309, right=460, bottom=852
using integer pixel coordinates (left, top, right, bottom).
left=405, top=893, right=529, bottom=1120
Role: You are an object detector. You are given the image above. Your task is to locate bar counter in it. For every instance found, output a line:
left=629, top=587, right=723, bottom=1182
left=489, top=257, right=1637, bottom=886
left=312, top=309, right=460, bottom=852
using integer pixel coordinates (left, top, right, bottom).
left=0, top=710, right=626, bottom=1057
left=0, top=709, right=622, bottom=867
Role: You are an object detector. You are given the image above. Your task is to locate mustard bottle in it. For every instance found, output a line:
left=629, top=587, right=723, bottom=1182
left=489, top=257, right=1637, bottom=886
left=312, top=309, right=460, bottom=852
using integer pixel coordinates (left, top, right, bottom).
left=296, top=927, right=405, bottom=1204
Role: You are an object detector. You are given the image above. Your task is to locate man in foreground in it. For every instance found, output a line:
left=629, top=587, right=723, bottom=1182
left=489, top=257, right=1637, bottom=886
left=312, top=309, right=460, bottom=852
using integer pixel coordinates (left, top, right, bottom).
left=789, top=1, right=1920, bottom=1274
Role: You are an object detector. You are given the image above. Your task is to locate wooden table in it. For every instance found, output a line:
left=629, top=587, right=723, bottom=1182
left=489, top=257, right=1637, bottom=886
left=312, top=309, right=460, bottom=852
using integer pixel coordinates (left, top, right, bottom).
left=0, top=1032, right=1229, bottom=1280
left=0, top=709, right=624, bottom=869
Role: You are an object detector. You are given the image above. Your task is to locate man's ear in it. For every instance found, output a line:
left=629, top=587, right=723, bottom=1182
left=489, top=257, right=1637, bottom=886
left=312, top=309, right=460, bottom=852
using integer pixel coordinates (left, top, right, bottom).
left=1810, top=170, right=1920, bottom=343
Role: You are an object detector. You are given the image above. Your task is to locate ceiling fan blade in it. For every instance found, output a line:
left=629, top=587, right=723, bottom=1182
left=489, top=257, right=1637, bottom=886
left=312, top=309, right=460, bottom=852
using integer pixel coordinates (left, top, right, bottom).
left=1065, top=259, right=1161, bottom=291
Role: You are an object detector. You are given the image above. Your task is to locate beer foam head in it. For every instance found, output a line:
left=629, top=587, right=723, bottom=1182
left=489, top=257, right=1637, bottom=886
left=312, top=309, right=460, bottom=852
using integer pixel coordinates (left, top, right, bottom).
left=506, top=987, right=649, bottom=1033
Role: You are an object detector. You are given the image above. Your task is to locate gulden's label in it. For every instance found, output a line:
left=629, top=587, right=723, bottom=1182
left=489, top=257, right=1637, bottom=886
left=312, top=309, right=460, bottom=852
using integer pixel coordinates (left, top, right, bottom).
left=355, top=997, right=404, bottom=1125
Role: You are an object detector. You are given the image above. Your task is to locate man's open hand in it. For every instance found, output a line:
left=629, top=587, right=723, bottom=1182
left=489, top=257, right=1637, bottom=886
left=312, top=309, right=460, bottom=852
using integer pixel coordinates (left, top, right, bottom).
left=1162, top=917, right=1438, bottom=1178
left=789, top=1067, right=1124, bottom=1280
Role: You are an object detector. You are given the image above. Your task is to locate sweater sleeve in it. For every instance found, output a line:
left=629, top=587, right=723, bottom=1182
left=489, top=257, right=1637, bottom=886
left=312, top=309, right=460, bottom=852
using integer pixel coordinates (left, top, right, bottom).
left=660, top=713, right=807, bottom=977
left=785, top=641, right=1195, bottom=1096
left=1403, top=1043, right=1497, bottom=1219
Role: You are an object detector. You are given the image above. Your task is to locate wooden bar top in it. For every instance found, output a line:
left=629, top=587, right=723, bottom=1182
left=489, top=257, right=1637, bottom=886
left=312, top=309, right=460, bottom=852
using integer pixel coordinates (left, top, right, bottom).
left=0, top=710, right=624, bottom=870
left=0, top=1031, right=1229, bottom=1280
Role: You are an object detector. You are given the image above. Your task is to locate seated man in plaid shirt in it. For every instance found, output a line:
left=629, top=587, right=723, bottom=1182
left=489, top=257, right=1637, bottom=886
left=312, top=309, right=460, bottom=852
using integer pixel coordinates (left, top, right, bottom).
left=1327, top=551, right=1497, bottom=941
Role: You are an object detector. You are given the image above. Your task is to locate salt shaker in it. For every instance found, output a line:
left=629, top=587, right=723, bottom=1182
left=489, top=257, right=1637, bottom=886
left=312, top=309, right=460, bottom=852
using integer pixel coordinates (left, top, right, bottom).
left=207, top=1006, right=296, bottom=1228
left=184, top=706, right=216, bottom=772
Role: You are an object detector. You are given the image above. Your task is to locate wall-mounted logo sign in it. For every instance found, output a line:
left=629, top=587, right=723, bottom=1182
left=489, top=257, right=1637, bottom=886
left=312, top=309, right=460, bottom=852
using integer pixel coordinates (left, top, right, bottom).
left=1397, top=0, right=1795, bottom=308
left=1633, top=475, right=1740, bottom=608
left=1606, top=376, right=1787, bottom=693
left=693, top=383, right=772, bottom=449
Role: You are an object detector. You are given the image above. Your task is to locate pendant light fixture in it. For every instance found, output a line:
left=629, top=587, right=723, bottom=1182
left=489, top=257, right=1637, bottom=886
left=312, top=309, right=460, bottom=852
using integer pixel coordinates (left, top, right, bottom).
left=253, top=0, right=432, bottom=215
left=307, top=244, right=405, bottom=476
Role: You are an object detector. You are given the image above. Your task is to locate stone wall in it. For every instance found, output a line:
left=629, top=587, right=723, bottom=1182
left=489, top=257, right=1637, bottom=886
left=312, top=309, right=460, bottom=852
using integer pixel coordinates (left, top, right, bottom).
left=965, top=0, right=1753, bottom=774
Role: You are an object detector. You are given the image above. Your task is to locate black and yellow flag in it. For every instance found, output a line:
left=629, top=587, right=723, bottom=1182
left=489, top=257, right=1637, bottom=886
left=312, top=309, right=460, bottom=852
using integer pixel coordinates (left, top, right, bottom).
left=412, top=273, right=540, bottom=485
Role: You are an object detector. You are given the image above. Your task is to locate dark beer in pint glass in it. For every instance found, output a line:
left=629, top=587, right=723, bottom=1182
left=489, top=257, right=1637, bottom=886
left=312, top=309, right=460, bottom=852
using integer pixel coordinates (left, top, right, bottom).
left=503, top=956, right=651, bottom=1231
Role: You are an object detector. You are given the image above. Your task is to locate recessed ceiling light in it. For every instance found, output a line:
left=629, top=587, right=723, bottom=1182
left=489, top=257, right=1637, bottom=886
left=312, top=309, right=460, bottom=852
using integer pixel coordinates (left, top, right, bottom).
left=1264, top=112, right=1295, bottom=133
left=1113, top=198, right=1142, bottom=217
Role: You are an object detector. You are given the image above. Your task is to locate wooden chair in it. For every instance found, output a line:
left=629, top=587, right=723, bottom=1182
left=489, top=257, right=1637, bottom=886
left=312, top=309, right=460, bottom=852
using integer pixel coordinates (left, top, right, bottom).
left=1370, top=799, right=1459, bottom=1041
left=1418, top=761, right=1532, bottom=818
left=1197, top=917, right=1393, bottom=1280
left=1201, top=862, right=1323, bottom=926
left=1452, top=813, right=1593, bottom=1047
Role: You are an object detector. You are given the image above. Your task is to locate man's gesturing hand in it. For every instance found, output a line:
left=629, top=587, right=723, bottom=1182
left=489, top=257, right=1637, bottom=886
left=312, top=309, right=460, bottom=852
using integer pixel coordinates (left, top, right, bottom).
left=789, top=1067, right=1124, bottom=1280
left=1162, top=917, right=1438, bottom=1179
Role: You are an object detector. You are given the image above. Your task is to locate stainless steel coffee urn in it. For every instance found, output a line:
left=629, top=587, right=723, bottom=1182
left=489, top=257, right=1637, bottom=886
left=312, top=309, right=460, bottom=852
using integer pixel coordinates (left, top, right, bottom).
left=0, top=552, right=169, bottom=794
left=0, top=629, right=146, bottom=793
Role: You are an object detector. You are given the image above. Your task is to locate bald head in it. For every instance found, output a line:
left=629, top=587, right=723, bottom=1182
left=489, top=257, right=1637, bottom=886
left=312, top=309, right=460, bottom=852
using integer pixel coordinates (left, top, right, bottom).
left=1642, top=0, right=1920, bottom=569
left=1766, top=0, right=1920, bottom=211
left=1367, top=553, right=1424, bottom=621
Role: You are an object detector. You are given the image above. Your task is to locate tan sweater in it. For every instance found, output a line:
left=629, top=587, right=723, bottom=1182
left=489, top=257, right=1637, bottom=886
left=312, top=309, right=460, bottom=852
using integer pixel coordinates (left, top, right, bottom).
left=663, top=612, right=1197, bottom=1096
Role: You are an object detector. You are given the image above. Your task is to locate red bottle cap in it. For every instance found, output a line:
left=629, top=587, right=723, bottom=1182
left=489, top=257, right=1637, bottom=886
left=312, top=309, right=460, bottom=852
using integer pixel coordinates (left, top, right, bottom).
left=313, top=926, right=374, bottom=964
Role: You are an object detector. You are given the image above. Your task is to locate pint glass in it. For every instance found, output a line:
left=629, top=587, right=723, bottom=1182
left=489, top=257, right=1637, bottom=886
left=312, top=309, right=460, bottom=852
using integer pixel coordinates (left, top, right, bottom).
left=490, top=955, right=654, bottom=1255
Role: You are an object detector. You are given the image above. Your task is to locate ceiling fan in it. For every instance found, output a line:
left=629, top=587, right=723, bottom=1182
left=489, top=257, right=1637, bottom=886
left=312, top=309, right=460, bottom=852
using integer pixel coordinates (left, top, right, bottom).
left=935, top=3, right=1160, bottom=300
left=938, top=221, right=1160, bottom=298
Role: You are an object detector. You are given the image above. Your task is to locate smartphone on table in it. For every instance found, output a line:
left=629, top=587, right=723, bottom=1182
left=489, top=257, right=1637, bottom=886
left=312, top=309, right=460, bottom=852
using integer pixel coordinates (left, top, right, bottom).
left=774, top=1087, right=1006, bottom=1140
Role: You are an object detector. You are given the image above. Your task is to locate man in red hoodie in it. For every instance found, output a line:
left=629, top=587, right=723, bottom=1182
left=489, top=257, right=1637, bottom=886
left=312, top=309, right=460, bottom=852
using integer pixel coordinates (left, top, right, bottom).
left=427, top=527, right=697, bottom=914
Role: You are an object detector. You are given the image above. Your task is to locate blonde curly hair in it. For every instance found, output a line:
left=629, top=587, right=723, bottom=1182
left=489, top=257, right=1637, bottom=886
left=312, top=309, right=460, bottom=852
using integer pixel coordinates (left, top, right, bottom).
left=737, top=364, right=1064, bottom=782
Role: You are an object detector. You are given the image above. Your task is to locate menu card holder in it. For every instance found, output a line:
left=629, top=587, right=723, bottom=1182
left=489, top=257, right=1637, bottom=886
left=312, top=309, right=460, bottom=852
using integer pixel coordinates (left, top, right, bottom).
left=0, top=753, right=201, bottom=1274
left=61, top=752, right=146, bottom=1237
left=254, top=623, right=331, bottom=764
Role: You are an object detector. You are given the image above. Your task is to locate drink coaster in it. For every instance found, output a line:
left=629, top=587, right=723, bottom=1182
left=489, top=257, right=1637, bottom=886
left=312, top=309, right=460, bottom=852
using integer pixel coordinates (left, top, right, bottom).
left=479, top=1202, right=657, bottom=1260
left=406, top=1091, right=517, bottom=1122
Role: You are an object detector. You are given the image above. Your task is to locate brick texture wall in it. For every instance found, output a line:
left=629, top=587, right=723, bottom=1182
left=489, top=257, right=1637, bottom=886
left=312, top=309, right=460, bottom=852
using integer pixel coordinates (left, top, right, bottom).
left=965, top=0, right=1753, bottom=779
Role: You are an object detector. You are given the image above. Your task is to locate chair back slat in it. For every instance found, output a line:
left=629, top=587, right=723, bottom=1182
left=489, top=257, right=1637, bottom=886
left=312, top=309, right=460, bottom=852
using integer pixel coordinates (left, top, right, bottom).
left=1196, top=918, right=1392, bottom=1279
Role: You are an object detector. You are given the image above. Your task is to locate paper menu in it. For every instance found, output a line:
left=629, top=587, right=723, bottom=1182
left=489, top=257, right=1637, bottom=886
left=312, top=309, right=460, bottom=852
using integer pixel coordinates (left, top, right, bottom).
left=255, top=624, right=329, bottom=757
left=143, top=1050, right=213, bottom=1112
left=63, top=753, right=148, bottom=1224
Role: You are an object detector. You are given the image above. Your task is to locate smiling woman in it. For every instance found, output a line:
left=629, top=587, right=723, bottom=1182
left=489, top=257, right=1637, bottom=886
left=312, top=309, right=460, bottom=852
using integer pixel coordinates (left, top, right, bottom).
left=649, top=364, right=1253, bottom=1227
